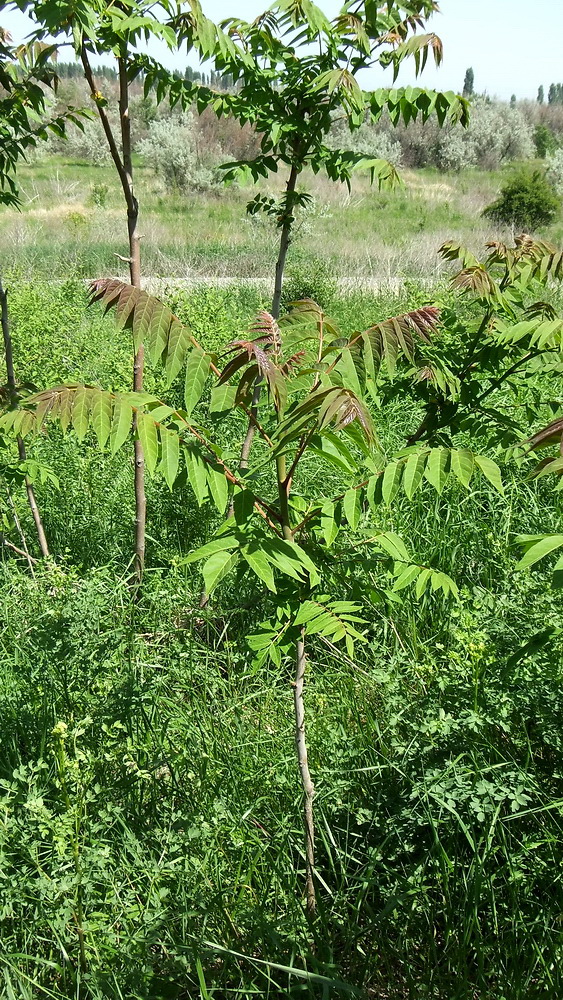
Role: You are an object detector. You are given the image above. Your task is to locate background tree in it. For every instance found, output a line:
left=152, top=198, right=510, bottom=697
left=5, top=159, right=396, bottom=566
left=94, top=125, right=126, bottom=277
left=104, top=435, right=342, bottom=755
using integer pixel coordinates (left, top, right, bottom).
left=143, top=0, right=467, bottom=316
left=17, top=0, right=178, bottom=582
left=534, top=123, right=558, bottom=158
left=138, top=0, right=468, bottom=485
left=538, top=84, right=545, bottom=104
left=462, top=66, right=474, bottom=98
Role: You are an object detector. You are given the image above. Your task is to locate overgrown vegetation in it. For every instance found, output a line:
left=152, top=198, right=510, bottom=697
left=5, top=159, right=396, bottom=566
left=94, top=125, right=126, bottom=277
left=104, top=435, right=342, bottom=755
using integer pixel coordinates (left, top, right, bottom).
left=2, top=1, right=563, bottom=998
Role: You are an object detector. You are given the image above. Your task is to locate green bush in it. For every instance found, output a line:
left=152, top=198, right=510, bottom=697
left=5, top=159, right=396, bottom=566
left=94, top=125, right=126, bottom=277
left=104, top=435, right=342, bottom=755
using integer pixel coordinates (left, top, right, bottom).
left=280, top=249, right=338, bottom=310
left=534, top=123, right=558, bottom=159
left=483, top=169, right=560, bottom=231
left=89, top=181, right=109, bottom=208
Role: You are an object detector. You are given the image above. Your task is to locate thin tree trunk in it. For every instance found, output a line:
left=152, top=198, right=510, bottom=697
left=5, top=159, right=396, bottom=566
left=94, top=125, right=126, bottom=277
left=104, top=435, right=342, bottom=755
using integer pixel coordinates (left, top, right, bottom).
left=0, top=280, right=50, bottom=558
left=294, top=630, right=316, bottom=916
left=271, top=163, right=299, bottom=321
left=237, top=163, right=300, bottom=476
left=277, top=453, right=316, bottom=916
left=119, top=54, right=146, bottom=584
left=81, top=43, right=146, bottom=583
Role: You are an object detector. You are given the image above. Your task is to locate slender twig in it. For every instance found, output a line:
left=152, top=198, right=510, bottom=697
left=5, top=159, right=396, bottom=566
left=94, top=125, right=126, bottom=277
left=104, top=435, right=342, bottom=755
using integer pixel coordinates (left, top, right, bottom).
left=5, top=492, right=35, bottom=576
left=80, top=45, right=133, bottom=211
left=237, top=403, right=274, bottom=448
left=293, top=629, right=316, bottom=916
left=285, top=429, right=315, bottom=496
left=475, top=351, right=537, bottom=406
left=275, top=425, right=317, bottom=915
left=1, top=535, right=38, bottom=569
left=0, top=280, right=49, bottom=558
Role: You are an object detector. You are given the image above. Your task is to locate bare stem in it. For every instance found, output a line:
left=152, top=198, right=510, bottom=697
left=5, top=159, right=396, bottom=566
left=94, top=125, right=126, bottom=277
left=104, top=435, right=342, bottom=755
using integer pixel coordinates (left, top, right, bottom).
left=119, top=53, right=145, bottom=586
left=81, top=42, right=145, bottom=584
left=272, top=163, right=300, bottom=321
left=276, top=449, right=317, bottom=916
left=4, top=492, right=35, bottom=576
left=0, top=280, right=49, bottom=558
left=237, top=162, right=301, bottom=478
left=2, top=536, right=39, bottom=566
left=294, top=629, right=316, bottom=916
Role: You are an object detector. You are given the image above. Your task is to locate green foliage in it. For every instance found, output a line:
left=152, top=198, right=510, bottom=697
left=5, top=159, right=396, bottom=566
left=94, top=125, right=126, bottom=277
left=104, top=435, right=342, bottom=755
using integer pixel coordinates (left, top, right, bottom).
left=137, top=112, right=220, bottom=192
left=534, top=122, right=558, bottom=159
left=380, top=234, right=563, bottom=452
left=134, top=0, right=468, bottom=234
left=3, top=3, right=563, bottom=994
left=1, top=283, right=469, bottom=653
left=89, top=278, right=201, bottom=383
left=88, top=180, right=109, bottom=207
left=483, top=169, right=560, bottom=232
left=1, top=482, right=563, bottom=997
left=280, top=251, right=338, bottom=312
left=2, top=274, right=563, bottom=996
left=0, top=36, right=88, bottom=205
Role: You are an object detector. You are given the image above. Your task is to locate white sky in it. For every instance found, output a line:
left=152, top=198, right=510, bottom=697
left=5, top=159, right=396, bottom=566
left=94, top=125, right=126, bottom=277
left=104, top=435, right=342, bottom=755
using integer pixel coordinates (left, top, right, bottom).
left=1, top=0, right=560, bottom=102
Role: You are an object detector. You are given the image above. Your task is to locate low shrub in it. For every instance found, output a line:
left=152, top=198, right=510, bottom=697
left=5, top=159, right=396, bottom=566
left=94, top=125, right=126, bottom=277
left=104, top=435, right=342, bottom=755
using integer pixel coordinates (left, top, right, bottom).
left=483, top=169, right=559, bottom=231
left=137, top=112, right=220, bottom=193
left=280, top=249, right=338, bottom=310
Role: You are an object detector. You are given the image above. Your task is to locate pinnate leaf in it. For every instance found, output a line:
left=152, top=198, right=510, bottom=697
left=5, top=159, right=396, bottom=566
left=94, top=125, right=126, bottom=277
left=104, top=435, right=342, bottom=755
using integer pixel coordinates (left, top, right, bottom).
left=516, top=534, right=563, bottom=570
left=450, top=449, right=475, bottom=489
left=136, top=412, right=159, bottom=474
left=91, top=390, right=112, bottom=450
left=343, top=488, right=361, bottom=529
left=403, top=451, right=427, bottom=499
left=242, top=545, right=277, bottom=592
left=474, top=455, right=504, bottom=494
left=382, top=461, right=403, bottom=504
left=183, top=534, right=239, bottom=565
left=160, top=427, right=180, bottom=489
left=203, top=549, right=238, bottom=593
left=184, top=348, right=211, bottom=417
left=424, top=447, right=449, bottom=494
left=110, top=397, right=134, bottom=454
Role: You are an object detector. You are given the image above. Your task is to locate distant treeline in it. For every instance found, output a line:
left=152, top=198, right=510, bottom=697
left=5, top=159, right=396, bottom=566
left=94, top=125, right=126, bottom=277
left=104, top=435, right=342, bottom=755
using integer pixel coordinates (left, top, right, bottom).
left=537, top=83, right=563, bottom=105
left=57, top=61, right=118, bottom=80
left=56, top=61, right=234, bottom=90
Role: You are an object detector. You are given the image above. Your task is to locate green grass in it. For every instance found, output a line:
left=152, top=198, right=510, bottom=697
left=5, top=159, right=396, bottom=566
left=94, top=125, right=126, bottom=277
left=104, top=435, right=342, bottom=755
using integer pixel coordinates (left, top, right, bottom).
left=1, top=274, right=563, bottom=999
left=0, top=156, right=518, bottom=283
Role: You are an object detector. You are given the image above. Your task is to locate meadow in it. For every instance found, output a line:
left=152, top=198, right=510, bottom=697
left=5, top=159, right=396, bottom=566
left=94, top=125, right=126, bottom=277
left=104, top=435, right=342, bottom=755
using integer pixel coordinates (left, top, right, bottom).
left=0, top=156, right=507, bottom=284
left=1, top=153, right=563, bottom=1000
